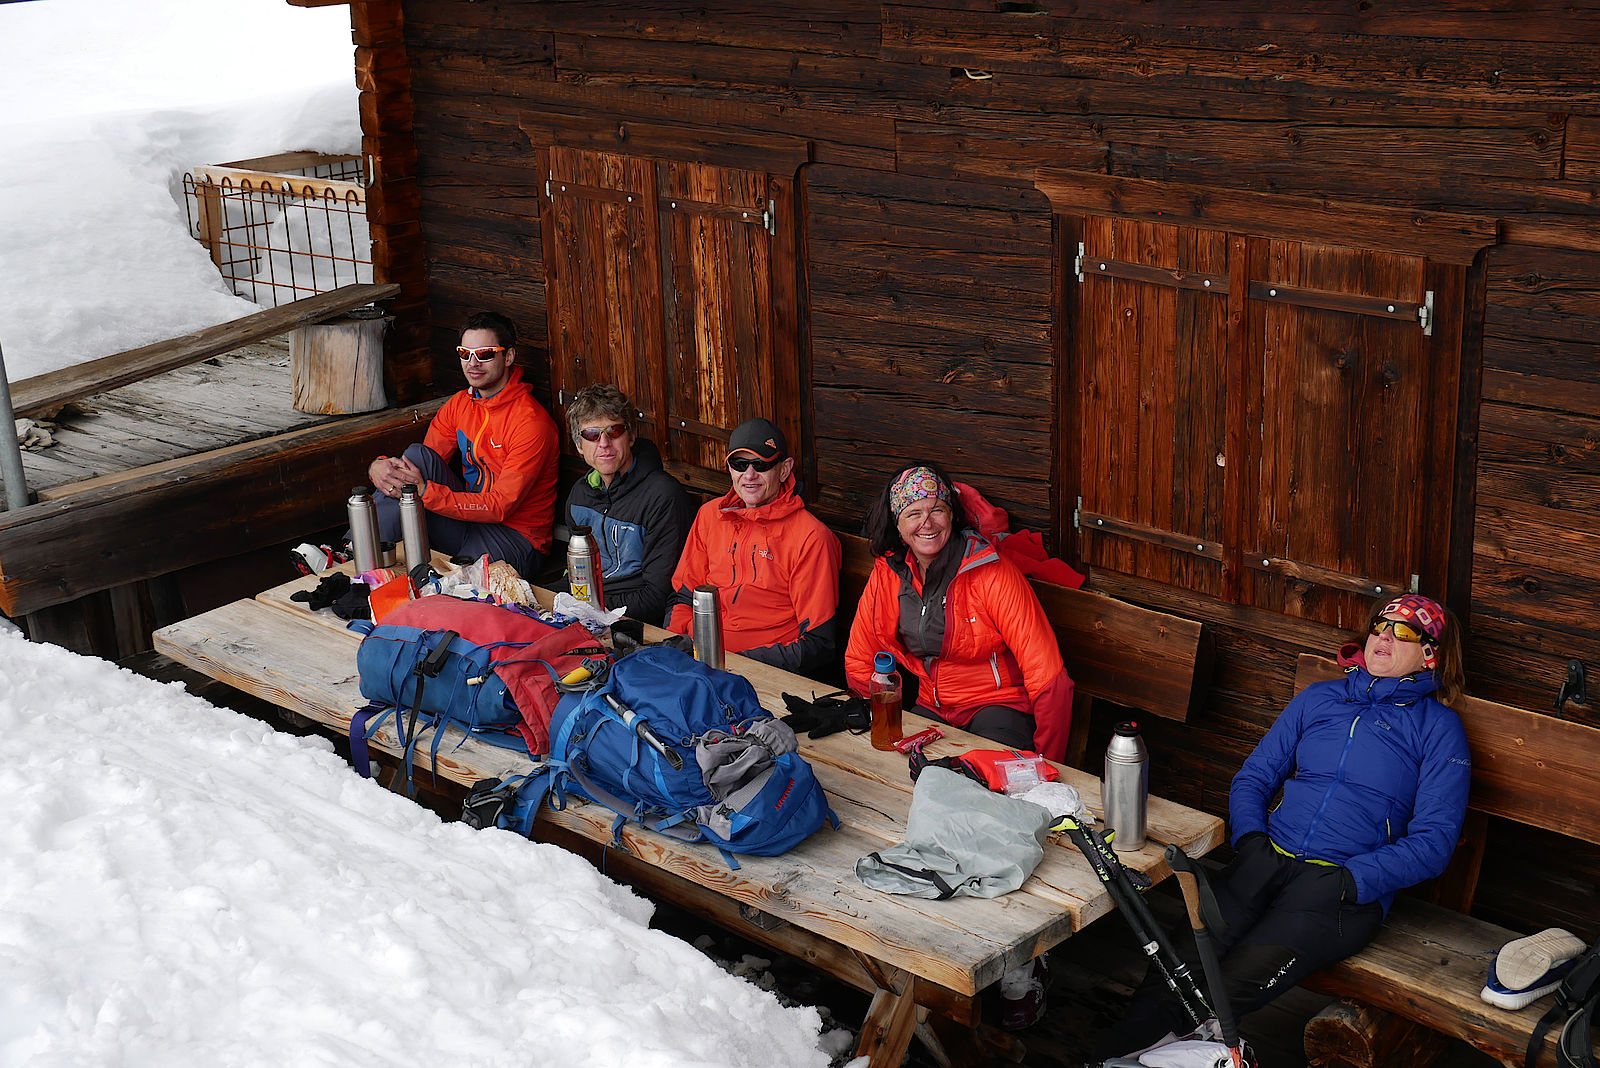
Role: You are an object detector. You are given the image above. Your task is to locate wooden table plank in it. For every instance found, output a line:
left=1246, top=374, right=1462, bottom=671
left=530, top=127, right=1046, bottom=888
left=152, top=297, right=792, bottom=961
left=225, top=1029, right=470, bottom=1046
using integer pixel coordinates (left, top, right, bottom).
left=154, top=600, right=1057, bottom=994
left=160, top=575, right=1225, bottom=1003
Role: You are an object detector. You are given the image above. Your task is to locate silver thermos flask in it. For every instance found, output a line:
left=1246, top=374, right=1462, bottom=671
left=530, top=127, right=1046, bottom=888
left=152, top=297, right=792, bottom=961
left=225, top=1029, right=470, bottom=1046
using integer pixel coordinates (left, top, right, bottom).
left=398, top=484, right=430, bottom=573
left=691, top=584, right=724, bottom=670
left=567, top=525, right=604, bottom=609
left=346, top=486, right=381, bottom=573
left=1104, top=720, right=1149, bottom=852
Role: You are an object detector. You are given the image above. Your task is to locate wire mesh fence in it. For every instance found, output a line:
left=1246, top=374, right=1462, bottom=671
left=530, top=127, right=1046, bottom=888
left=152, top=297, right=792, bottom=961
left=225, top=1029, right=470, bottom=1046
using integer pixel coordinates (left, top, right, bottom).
left=182, top=153, right=372, bottom=307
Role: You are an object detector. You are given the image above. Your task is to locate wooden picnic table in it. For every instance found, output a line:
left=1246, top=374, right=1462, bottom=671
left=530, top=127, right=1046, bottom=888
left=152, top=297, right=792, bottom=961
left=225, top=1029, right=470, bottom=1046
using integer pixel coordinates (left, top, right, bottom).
left=154, top=566, right=1224, bottom=1067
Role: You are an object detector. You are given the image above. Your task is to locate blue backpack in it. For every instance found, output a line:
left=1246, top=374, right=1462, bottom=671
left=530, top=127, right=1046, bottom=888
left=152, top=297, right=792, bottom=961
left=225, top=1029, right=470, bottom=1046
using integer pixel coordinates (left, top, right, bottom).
left=463, top=646, right=836, bottom=866
left=346, top=599, right=603, bottom=792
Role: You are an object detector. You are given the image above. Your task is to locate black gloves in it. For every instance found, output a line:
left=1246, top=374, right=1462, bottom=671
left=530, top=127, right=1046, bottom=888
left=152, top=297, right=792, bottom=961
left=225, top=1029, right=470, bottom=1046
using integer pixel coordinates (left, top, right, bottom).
left=291, top=572, right=351, bottom=612
left=781, top=691, right=871, bottom=738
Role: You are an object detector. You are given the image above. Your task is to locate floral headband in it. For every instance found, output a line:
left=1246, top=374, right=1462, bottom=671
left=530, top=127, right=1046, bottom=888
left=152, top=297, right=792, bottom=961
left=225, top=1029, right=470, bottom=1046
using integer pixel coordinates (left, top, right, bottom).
left=889, top=466, right=950, bottom=517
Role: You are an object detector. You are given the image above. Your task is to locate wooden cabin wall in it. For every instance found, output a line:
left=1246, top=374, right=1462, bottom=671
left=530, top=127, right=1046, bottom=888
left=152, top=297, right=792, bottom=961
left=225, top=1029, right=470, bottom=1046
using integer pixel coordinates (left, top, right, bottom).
left=1469, top=247, right=1600, bottom=721
left=361, top=0, right=1600, bottom=934
left=807, top=166, right=1055, bottom=531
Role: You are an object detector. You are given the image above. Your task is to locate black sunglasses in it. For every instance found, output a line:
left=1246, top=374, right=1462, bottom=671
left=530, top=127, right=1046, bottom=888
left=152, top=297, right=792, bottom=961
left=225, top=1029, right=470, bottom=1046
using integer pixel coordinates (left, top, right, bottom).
left=728, top=455, right=782, bottom=473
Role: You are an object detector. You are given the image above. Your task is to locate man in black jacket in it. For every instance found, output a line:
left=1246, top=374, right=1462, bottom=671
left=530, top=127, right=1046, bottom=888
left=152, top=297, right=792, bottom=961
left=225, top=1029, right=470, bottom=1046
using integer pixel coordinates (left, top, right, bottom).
left=564, top=384, right=694, bottom=625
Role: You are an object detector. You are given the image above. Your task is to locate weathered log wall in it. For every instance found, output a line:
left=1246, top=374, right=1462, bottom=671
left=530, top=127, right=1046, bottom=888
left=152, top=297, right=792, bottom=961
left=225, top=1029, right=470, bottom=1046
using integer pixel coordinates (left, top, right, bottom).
left=363, top=0, right=1600, bottom=933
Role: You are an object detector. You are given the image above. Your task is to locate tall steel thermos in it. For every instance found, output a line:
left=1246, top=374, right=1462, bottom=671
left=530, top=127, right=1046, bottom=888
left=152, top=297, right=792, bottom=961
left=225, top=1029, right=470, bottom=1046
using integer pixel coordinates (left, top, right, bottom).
left=567, top=524, right=604, bottom=610
left=691, top=584, right=725, bottom=669
left=346, top=486, right=381, bottom=573
left=398, top=484, right=430, bottom=573
left=1103, top=720, right=1149, bottom=852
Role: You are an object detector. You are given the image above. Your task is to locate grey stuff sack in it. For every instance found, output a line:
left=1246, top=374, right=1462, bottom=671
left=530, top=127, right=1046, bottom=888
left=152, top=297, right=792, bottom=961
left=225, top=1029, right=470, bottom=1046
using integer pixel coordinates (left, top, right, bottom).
left=855, top=766, right=1054, bottom=899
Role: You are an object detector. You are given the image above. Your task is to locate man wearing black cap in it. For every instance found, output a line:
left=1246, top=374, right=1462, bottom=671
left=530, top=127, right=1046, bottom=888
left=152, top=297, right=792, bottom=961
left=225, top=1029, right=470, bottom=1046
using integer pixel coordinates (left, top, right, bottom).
left=666, top=418, right=842, bottom=676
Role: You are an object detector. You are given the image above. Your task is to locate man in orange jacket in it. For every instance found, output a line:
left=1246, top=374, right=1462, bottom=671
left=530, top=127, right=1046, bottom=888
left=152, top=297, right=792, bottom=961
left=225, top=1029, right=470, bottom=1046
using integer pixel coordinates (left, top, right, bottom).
left=666, top=418, right=841, bottom=677
left=367, top=311, right=559, bottom=576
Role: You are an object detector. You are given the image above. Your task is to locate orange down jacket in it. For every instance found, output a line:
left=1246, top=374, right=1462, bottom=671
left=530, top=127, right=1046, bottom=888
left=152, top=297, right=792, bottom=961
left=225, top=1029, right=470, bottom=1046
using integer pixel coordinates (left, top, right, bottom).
left=420, top=366, right=560, bottom=553
left=845, top=532, right=1075, bottom=761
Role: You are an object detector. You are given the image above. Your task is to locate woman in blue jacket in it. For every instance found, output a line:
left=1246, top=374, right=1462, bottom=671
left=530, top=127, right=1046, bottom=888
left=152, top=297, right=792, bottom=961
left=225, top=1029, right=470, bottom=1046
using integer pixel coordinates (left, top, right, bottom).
left=1094, top=594, right=1472, bottom=1060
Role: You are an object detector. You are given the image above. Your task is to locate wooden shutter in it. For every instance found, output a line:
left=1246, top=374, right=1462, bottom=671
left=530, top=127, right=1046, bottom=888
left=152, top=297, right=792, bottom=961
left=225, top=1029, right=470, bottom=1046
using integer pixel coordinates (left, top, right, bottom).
left=658, top=161, right=796, bottom=472
left=1071, top=215, right=1231, bottom=599
left=1071, top=215, right=1458, bottom=625
left=543, top=149, right=800, bottom=481
left=543, top=147, right=666, bottom=438
left=1242, top=239, right=1438, bottom=622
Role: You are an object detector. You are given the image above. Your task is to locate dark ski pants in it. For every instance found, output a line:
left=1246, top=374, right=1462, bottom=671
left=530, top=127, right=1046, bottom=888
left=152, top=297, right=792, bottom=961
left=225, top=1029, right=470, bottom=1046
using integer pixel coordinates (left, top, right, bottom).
left=371, top=443, right=542, bottom=577
left=1091, top=833, right=1385, bottom=1062
left=917, top=703, right=1036, bottom=751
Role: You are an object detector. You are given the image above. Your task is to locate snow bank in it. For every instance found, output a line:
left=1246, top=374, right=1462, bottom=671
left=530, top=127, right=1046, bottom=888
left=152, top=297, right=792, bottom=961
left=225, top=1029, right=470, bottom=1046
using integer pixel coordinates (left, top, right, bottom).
left=0, top=630, right=830, bottom=1067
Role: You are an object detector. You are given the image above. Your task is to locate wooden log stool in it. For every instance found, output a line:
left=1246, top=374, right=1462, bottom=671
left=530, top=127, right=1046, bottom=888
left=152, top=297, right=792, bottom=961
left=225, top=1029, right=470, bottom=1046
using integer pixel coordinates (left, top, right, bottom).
left=1304, top=1000, right=1450, bottom=1068
left=291, top=309, right=388, bottom=414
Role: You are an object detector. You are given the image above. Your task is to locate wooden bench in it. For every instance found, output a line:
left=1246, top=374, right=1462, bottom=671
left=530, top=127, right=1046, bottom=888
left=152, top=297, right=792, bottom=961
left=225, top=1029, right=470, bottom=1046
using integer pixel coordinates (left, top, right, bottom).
left=836, top=532, right=1212, bottom=766
left=1290, top=654, right=1600, bottom=1068
left=153, top=566, right=1226, bottom=1068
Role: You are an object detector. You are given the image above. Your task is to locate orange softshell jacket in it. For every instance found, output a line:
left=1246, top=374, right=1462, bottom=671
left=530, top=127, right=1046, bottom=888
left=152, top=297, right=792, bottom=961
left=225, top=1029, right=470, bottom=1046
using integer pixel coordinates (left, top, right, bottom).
left=421, top=366, right=560, bottom=554
left=845, top=533, right=1074, bottom=762
left=668, top=478, right=842, bottom=656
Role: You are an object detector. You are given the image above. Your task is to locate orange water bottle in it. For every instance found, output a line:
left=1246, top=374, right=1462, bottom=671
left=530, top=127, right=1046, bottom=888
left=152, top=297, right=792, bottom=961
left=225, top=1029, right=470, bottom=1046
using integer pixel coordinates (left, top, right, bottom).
left=869, top=652, right=903, bottom=751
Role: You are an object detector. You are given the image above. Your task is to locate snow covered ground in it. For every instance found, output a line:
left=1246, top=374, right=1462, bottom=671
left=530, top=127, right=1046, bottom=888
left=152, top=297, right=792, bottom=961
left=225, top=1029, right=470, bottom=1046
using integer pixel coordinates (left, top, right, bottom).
left=0, top=0, right=361, bottom=381
left=0, top=628, right=840, bottom=1067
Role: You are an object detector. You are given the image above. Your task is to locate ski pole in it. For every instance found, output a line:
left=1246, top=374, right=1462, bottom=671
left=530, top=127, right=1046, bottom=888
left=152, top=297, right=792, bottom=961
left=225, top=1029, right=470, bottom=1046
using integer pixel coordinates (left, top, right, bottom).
left=1057, top=817, right=1210, bottom=1028
left=1074, top=820, right=1212, bottom=1026
left=1167, top=844, right=1245, bottom=1063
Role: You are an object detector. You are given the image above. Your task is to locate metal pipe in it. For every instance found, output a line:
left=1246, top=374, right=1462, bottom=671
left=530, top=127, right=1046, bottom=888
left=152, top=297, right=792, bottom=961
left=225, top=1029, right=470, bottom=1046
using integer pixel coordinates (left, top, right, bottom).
left=0, top=341, right=30, bottom=511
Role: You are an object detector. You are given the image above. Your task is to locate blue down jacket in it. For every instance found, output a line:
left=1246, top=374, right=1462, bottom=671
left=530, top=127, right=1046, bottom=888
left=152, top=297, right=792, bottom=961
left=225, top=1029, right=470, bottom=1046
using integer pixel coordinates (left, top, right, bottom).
left=1229, top=668, right=1471, bottom=914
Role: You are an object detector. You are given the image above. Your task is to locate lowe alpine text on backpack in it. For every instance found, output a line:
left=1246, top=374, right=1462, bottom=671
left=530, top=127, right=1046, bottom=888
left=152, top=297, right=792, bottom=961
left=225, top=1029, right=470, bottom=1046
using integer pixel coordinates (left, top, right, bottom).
left=463, top=646, right=836, bottom=866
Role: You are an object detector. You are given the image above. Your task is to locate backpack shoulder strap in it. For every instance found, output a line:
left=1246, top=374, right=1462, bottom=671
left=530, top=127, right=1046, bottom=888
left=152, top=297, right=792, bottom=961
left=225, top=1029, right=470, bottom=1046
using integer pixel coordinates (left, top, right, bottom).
left=1528, top=941, right=1600, bottom=1068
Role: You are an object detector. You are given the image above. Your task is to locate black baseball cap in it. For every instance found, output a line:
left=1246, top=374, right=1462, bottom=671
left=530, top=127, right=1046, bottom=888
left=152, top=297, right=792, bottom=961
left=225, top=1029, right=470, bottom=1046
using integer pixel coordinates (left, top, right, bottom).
left=726, top=418, right=788, bottom=462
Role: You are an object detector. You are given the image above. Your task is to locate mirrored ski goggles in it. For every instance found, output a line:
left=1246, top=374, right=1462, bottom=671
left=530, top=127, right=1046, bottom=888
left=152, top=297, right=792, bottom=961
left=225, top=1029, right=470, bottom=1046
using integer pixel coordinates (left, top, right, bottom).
left=456, top=345, right=507, bottom=363
left=1371, top=618, right=1432, bottom=643
left=728, top=455, right=782, bottom=473
left=578, top=423, right=628, bottom=442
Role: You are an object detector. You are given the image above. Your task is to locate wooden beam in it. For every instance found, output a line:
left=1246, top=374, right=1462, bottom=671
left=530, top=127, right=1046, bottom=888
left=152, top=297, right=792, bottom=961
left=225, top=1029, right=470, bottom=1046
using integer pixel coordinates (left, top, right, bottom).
left=217, top=151, right=357, bottom=175
left=191, top=166, right=366, bottom=205
left=9, top=283, right=399, bottom=419
left=1303, top=1000, right=1449, bottom=1068
left=0, top=398, right=442, bottom=617
left=1034, top=170, right=1498, bottom=265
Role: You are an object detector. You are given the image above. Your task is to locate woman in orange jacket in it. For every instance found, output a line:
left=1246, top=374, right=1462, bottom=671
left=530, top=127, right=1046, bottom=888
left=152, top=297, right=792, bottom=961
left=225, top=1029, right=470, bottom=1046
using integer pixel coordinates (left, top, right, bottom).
left=844, top=461, right=1074, bottom=762
left=845, top=460, right=1075, bottom=1030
